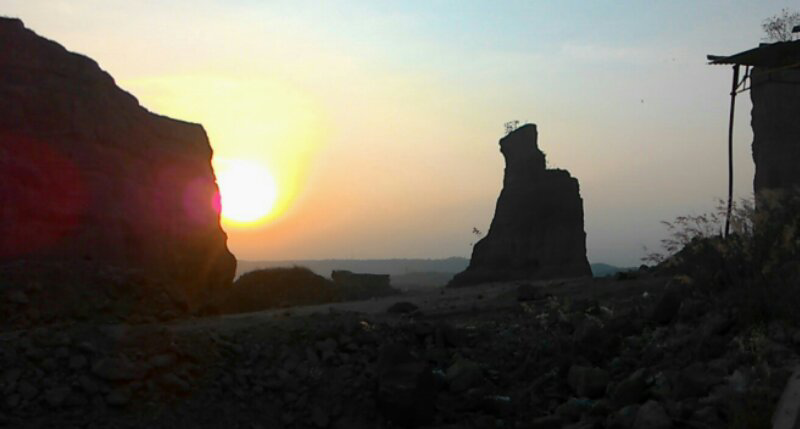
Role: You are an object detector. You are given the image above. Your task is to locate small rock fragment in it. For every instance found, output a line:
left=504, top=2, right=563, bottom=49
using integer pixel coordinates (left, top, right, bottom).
left=446, top=358, right=484, bottom=393
left=650, top=282, right=685, bottom=325
left=17, top=381, right=38, bottom=400
left=311, top=405, right=329, bottom=428
left=105, top=387, right=131, bottom=406
left=376, top=344, right=436, bottom=426
left=567, top=365, right=610, bottom=399
left=387, top=302, right=419, bottom=314
left=159, top=373, right=191, bottom=393
left=6, top=290, right=29, bottom=305
left=516, top=283, right=540, bottom=302
left=612, top=369, right=648, bottom=406
left=44, top=387, right=70, bottom=408
left=633, top=400, right=672, bottom=429
left=69, top=355, right=88, bottom=370
left=530, top=415, right=562, bottom=429
left=148, top=354, right=176, bottom=369
left=606, top=404, right=639, bottom=429
left=556, top=397, right=592, bottom=422
left=92, top=356, right=146, bottom=381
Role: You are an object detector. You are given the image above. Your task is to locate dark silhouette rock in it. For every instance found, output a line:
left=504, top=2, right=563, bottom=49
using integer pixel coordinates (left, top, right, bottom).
left=515, top=283, right=542, bottom=301
left=331, top=270, right=399, bottom=300
left=567, top=365, right=610, bottom=399
left=332, top=270, right=390, bottom=287
left=449, top=124, right=591, bottom=286
left=650, top=281, right=686, bottom=325
left=387, top=301, right=419, bottom=314
left=0, top=18, right=235, bottom=311
left=91, top=356, right=147, bottom=381
left=223, top=267, right=336, bottom=312
left=751, top=67, right=800, bottom=195
left=633, top=400, right=672, bottom=429
left=612, top=368, right=648, bottom=406
left=445, top=357, right=485, bottom=393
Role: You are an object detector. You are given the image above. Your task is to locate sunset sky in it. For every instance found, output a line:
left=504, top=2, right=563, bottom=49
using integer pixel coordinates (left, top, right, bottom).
left=4, top=1, right=795, bottom=266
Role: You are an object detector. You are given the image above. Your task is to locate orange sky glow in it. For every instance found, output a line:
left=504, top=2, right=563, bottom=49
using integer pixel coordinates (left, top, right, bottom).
left=4, top=1, right=795, bottom=265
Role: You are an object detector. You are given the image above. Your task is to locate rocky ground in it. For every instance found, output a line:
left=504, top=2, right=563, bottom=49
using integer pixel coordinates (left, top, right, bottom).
left=1, top=274, right=798, bottom=428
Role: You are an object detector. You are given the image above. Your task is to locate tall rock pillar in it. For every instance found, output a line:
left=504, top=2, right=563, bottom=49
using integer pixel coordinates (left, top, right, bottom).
left=449, top=124, right=591, bottom=287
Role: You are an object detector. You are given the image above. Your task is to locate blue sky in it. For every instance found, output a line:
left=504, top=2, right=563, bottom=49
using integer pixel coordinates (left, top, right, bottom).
left=3, top=1, right=796, bottom=265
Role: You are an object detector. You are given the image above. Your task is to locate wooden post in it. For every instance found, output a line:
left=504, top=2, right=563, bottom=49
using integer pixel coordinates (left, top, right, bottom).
left=724, top=64, right=740, bottom=239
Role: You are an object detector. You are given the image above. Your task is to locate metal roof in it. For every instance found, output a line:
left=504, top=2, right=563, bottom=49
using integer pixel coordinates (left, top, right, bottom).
left=708, top=40, right=800, bottom=68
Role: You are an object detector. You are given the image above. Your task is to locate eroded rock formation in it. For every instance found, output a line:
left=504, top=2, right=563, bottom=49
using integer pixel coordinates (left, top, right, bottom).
left=449, top=124, right=591, bottom=286
left=0, top=18, right=235, bottom=311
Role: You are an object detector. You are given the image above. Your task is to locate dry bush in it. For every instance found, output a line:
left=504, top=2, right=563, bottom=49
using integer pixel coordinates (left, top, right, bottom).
left=642, top=198, right=753, bottom=266
left=762, top=8, right=800, bottom=42
left=645, top=191, right=800, bottom=324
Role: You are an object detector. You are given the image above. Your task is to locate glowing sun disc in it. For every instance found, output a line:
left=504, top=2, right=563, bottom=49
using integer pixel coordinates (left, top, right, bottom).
left=215, top=159, right=277, bottom=224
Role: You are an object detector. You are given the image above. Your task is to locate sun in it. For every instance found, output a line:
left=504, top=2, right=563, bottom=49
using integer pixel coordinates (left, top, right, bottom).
left=214, top=159, right=278, bottom=226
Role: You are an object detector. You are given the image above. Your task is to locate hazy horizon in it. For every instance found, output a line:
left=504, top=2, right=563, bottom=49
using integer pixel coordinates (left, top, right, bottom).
left=4, top=1, right=794, bottom=266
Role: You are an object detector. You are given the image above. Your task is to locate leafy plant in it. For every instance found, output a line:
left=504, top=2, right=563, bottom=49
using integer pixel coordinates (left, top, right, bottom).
left=762, top=8, right=800, bottom=42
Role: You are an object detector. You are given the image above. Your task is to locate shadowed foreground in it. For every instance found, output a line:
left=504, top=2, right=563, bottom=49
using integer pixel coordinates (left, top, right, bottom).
left=1, top=273, right=796, bottom=428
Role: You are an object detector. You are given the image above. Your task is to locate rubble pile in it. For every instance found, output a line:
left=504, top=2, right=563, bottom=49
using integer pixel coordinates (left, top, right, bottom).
left=0, top=276, right=796, bottom=428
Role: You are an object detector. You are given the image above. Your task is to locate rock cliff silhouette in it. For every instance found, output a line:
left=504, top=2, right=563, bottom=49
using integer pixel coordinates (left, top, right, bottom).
left=449, top=124, right=591, bottom=286
left=0, top=18, right=235, bottom=312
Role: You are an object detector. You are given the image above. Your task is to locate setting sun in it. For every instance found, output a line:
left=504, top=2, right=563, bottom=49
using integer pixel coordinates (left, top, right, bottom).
left=121, top=74, right=327, bottom=234
left=215, top=159, right=278, bottom=226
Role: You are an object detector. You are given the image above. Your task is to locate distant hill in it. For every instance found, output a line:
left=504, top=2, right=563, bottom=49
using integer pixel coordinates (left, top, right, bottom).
left=237, top=258, right=629, bottom=285
left=236, top=258, right=470, bottom=279
left=590, top=263, right=635, bottom=277
left=391, top=272, right=457, bottom=290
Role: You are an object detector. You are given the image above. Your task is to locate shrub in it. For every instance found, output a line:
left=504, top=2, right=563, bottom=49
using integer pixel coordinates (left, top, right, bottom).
left=642, top=198, right=753, bottom=266
left=646, top=190, right=800, bottom=324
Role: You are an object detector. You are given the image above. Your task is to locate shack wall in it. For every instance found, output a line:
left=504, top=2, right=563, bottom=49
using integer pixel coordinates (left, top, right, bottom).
left=751, top=67, right=800, bottom=194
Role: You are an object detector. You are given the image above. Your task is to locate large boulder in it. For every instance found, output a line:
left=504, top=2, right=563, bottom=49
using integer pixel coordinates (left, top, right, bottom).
left=331, top=270, right=399, bottom=300
left=0, top=18, right=235, bottom=312
left=449, top=124, right=591, bottom=286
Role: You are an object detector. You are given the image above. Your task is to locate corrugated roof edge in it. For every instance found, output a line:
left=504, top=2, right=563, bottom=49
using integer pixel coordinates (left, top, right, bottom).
left=707, top=40, right=800, bottom=67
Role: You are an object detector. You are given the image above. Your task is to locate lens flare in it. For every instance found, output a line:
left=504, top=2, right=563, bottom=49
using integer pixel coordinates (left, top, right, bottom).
left=214, top=159, right=277, bottom=226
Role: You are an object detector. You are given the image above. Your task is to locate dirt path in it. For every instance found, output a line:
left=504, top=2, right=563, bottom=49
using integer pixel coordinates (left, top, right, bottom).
left=166, top=275, right=669, bottom=336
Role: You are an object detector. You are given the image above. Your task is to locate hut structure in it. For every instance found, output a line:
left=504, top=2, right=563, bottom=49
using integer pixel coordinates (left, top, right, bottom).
left=708, top=39, right=800, bottom=236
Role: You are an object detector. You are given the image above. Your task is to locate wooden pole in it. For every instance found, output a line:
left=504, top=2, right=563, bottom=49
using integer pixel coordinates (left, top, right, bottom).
left=725, top=64, right=740, bottom=239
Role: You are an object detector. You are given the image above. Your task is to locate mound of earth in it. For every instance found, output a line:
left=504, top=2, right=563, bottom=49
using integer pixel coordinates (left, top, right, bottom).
left=223, top=268, right=402, bottom=314
left=222, top=267, right=338, bottom=313
left=332, top=270, right=400, bottom=301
